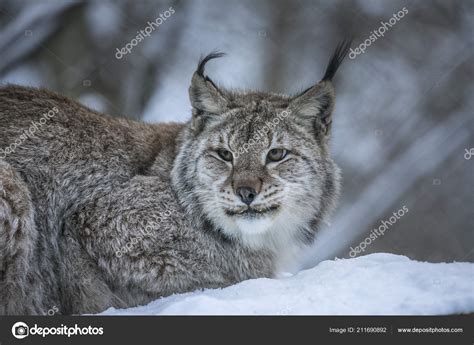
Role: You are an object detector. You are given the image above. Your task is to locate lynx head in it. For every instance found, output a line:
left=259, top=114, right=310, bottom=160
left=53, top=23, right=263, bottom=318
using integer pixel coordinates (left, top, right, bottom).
left=172, top=42, right=349, bottom=253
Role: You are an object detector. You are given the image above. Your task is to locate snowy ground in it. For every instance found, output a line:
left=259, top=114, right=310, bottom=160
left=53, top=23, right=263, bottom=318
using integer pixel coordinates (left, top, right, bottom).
left=101, top=253, right=474, bottom=315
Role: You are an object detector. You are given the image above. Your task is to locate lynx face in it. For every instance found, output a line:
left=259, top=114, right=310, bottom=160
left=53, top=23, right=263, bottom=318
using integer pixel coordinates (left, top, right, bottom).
left=173, top=45, right=348, bottom=250
left=192, top=102, right=331, bottom=247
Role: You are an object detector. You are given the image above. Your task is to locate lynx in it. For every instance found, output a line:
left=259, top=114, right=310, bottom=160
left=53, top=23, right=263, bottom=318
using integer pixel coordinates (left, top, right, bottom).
left=0, top=42, right=349, bottom=315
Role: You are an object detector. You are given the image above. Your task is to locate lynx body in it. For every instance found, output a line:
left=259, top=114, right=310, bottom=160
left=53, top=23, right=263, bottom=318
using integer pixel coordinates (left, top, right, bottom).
left=0, top=43, right=348, bottom=314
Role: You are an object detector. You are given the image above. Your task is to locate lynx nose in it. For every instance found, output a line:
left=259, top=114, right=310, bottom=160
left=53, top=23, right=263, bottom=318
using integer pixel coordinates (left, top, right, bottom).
left=236, top=186, right=257, bottom=206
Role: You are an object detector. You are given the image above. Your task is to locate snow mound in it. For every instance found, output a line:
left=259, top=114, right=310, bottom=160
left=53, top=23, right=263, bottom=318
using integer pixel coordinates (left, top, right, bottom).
left=101, top=253, right=474, bottom=315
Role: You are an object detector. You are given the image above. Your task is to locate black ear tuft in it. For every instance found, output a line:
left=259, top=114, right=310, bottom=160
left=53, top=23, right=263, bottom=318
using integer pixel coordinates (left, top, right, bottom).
left=189, top=51, right=228, bottom=122
left=196, top=51, right=226, bottom=78
left=321, top=40, right=352, bottom=82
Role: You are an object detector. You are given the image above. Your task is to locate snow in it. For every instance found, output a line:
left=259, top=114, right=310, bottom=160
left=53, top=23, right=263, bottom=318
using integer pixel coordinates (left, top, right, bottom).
left=101, top=253, right=474, bottom=315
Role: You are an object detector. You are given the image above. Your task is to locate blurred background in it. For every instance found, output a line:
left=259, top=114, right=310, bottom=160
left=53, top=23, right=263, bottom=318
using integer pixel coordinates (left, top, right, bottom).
left=0, top=0, right=472, bottom=266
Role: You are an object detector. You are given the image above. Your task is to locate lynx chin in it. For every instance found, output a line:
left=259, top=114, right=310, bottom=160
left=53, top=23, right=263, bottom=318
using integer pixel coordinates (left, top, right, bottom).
left=0, top=41, right=350, bottom=315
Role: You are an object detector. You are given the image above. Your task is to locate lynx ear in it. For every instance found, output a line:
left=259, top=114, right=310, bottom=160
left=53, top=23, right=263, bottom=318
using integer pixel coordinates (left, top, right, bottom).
left=290, top=81, right=335, bottom=136
left=290, top=40, right=351, bottom=138
left=189, top=52, right=228, bottom=123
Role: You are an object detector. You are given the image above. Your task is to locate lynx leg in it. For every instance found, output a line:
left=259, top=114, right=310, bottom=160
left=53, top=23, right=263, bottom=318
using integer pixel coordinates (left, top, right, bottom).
left=0, top=160, right=42, bottom=315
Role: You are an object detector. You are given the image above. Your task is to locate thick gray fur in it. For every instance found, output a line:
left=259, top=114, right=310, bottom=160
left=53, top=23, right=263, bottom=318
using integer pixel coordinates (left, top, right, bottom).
left=0, top=44, right=348, bottom=315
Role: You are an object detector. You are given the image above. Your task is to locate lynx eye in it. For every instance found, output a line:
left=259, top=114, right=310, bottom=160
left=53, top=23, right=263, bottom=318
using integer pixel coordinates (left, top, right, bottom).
left=267, top=148, right=287, bottom=162
left=216, top=149, right=233, bottom=162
